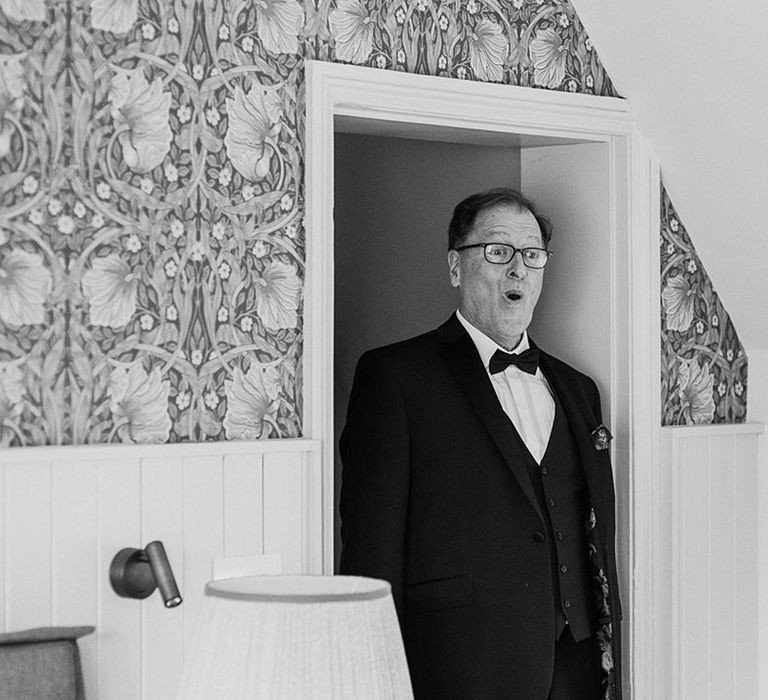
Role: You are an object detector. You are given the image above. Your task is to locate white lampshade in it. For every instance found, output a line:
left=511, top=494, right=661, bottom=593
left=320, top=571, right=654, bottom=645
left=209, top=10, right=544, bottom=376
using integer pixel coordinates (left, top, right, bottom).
left=176, top=575, right=413, bottom=699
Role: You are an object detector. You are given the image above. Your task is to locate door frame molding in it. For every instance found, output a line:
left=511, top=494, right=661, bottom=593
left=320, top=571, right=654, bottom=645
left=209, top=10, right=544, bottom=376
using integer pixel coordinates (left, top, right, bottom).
left=304, top=59, right=662, bottom=699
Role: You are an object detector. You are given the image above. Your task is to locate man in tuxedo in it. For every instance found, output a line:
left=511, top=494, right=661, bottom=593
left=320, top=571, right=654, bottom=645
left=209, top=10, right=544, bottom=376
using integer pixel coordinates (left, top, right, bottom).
left=339, top=188, right=621, bottom=699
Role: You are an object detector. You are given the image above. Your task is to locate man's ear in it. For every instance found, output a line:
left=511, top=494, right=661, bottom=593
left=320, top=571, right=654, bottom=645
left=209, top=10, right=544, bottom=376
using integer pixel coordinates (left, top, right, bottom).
left=447, top=250, right=461, bottom=288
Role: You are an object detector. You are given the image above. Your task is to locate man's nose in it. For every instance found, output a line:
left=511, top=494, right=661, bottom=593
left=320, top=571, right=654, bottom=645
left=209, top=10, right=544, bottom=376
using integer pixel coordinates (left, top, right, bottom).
left=506, top=251, right=526, bottom=277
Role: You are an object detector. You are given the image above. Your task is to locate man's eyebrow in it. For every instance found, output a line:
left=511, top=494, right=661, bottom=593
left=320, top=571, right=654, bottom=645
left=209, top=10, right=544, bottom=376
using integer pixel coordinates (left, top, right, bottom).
left=480, top=230, right=543, bottom=243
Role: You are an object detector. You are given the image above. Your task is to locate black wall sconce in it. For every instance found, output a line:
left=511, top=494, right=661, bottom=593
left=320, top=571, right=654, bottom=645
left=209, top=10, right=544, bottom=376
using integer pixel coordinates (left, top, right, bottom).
left=109, top=541, right=182, bottom=608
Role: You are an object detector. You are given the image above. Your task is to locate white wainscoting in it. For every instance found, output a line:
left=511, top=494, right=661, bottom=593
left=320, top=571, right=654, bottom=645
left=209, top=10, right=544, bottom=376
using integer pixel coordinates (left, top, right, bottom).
left=0, top=439, right=322, bottom=700
left=661, top=424, right=762, bottom=699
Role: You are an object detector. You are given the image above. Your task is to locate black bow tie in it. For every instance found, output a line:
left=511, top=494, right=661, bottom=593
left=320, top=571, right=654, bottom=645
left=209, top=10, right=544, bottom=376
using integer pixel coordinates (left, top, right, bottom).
left=489, top=347, right=540, bottom=375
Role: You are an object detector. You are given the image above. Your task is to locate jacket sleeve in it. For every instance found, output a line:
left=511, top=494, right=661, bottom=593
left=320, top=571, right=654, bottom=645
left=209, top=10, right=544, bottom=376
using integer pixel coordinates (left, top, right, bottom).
left=338, top=350, right=411, bottom=621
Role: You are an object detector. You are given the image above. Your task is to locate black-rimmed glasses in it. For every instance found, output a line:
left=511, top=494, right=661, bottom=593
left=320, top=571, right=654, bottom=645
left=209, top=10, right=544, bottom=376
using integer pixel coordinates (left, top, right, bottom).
left=453, top=243, right=552, bottom=269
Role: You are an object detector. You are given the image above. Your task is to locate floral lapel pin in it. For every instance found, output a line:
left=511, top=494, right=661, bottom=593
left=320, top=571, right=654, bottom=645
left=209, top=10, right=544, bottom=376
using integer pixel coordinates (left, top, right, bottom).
left=591, top=425, right=613, bottom=451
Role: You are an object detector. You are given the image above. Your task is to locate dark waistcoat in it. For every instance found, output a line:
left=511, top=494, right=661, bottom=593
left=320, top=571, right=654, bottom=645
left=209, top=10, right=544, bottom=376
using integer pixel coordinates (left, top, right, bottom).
left=517, top=394, right=596, bottom=642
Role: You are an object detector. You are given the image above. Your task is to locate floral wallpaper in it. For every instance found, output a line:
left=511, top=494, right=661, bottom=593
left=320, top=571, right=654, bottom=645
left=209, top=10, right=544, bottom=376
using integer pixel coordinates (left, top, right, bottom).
left=0, top=0, right=305, bottom=446
left=0, top=0, right=740, bottom=446
left=660, top=183, right=747, bottom=425
left=309, top=0, right=618, bottom=93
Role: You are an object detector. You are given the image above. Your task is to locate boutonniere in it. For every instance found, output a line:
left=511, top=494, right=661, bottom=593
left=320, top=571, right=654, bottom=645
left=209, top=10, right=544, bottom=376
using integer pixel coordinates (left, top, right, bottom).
left=591, top=424, right=612, bottom=451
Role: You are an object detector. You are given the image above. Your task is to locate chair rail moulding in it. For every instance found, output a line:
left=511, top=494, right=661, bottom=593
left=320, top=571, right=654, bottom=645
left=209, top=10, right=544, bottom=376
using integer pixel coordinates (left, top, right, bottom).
left=0, top=438, right=322, bottom=464
left=303, top=59, right=662, bottom=699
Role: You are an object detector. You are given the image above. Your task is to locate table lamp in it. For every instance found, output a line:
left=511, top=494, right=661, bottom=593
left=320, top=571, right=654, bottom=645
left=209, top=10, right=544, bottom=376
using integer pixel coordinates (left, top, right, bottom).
left=176, top=575, right=413, bottom=699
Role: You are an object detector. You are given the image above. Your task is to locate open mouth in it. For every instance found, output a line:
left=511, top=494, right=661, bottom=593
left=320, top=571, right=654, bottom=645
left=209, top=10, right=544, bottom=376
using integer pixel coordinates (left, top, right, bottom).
left=505, top=291, right=524, bottom=302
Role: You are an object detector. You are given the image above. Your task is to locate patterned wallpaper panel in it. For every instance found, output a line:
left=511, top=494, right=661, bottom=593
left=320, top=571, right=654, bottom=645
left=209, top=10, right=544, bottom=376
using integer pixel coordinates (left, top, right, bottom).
left=0, top=0, right=305, bottom=446
left=0, top=1, right=744, bottom=446
left=660, top=183, right=747, bottom=425
left=309, top=0, right=618, bottom=94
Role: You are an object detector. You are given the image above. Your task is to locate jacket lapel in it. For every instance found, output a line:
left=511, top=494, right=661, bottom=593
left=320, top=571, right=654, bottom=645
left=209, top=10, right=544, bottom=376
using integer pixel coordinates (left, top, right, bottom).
left=437, top=316, right=544, bottom=521
left=536, top=349, right=608, bottom=510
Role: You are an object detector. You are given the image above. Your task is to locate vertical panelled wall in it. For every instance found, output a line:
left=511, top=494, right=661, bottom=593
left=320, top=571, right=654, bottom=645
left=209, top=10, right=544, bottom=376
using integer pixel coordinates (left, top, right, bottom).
left=660, top=425, right=761, bottom=699
left=0, top=441, right=322, bottom=700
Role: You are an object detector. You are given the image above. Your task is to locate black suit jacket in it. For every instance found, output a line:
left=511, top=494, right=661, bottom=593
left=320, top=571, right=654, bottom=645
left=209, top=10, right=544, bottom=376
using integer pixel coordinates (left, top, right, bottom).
left=339, top=315, right=622, bottom=700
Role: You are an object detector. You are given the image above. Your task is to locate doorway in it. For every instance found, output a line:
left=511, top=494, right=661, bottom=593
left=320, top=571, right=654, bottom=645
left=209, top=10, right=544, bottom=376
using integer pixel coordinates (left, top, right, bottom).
left=305, top=59, right=662, bottom=699
left=332, top=131, right=612, bottom=571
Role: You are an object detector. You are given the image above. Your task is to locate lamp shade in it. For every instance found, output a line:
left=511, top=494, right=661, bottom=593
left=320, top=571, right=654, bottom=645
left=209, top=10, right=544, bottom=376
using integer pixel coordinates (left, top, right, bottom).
left=176, top=575, right=413, bottom=699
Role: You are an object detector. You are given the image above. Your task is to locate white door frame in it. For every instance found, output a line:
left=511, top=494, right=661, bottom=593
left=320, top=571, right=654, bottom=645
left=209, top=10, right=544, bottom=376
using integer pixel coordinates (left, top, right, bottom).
left=304, top=59, right=662, bottom=699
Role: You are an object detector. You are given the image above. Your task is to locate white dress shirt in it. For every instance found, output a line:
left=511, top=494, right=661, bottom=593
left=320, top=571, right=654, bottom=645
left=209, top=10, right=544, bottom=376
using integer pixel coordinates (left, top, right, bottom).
left=456, top=311, right=555, bottom=463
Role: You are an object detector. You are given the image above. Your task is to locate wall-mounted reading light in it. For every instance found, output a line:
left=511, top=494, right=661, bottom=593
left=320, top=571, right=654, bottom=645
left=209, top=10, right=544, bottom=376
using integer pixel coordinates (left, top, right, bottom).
left=109, top=541, right=182, bottom=608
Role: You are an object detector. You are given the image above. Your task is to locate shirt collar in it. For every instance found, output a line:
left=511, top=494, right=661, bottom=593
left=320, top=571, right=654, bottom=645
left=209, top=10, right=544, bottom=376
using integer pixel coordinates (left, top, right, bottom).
left=455, top=310, right=530, bottom=371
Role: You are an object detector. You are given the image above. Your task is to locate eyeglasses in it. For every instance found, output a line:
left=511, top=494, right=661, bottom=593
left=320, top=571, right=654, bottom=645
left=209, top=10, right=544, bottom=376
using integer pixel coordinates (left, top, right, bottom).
left=453, top=243, right=552, bottom=269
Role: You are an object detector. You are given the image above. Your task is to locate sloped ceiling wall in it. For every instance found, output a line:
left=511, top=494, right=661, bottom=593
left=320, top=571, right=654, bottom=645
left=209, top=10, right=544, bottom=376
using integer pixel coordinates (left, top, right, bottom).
left=0, top=0, right=747, bottom=445
left=571, top=0, right=768, bottom=354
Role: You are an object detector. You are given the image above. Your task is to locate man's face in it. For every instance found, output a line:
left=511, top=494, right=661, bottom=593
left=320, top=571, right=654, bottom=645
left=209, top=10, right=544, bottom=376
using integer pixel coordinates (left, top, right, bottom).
left=448, top=204, right=545, bottom=349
